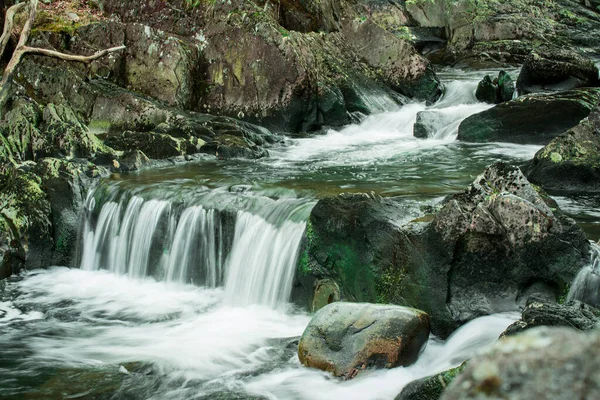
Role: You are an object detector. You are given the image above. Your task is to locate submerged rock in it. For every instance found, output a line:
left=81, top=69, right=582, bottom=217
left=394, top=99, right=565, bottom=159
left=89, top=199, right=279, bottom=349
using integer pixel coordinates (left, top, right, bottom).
left=441, top=327, right=600, bottom=399
left=293, top=163, right=590, bottom=337
left=522, top=104, right=600, bottom=193
left=517, top=48, right=600, bottom=95
left=458, top=88, right=600, bottom=144
left=501, top=295, right=600, bottom=337
left=298, top=302, right=430, bottom=378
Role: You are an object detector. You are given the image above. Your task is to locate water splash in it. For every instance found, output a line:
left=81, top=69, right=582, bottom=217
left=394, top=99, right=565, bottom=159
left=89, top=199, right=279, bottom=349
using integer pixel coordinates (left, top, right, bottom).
left=567, top=242, right=600, bottom=307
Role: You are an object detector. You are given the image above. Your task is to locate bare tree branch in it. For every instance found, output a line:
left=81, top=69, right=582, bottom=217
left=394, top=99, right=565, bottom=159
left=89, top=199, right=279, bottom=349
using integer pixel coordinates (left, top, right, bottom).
left=0, top=0, right=126, bottom=115
left=0, top=2, right=27, bottom=60
left=1, top=0, right=39, bottom=87
left=21, top=45, right=127, bottom=63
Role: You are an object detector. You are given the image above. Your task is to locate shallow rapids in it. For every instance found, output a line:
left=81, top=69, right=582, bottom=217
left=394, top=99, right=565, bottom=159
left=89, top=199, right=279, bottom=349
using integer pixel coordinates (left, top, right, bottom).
left=0, top=268, right=517, bottom=400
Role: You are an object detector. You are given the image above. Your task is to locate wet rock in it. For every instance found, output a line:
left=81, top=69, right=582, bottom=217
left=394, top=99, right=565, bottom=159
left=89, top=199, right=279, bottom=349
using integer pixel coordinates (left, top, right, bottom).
left=475, top=75, right=497, bottom=104
left=458, top=88, right=600, bottom=144
left=298, top=302, right=430, bottom=378
left=501, top=295, right=600, bottom=337
left=69, top=5, right=438, bottom=132
left=475, top=71, right=514, bottom=104
left=497, top=71, right=515, bottom=102
left=406, top=0, right=446, bottom=28
left=395, top=364, right=466, bottom=400
left=517, top=48, right=600, bottom=95
left=342, top=19, right=442, bottom=104
left=35, top=158, right=107, bottom=267
left=522, top=104, right=600, bottom=193
left=433, top=163, right=589, bottom=324
left=294, top=163, right=590, bottom=337
left=105, top=131, right=185, bottom=159
left=441, top=327, right=600, bottom=400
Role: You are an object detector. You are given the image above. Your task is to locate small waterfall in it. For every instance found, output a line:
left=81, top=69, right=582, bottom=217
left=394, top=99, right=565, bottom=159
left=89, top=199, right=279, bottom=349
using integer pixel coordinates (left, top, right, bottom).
left=223, top=211, right=306, bottom=308
left=567, top=243, right=600, bottom=307
left=79, top=183, right=313, bottom=307
left=418, top=80, right=493, bottom=140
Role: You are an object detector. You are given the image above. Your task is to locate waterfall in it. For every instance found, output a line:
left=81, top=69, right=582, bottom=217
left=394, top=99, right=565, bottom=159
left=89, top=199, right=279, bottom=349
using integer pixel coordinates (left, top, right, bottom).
left=223, top=211, right=306, bottom=307
left=567, top=243, right=600, bottom=307
left=79, top=184, right=313, bottom=307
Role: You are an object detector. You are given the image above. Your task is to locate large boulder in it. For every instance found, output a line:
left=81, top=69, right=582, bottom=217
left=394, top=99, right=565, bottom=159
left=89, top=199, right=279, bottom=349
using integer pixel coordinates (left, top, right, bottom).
left=501, top=295, right=600, bottom=337
left=441, top=327, right=600, bottom=399
left=517, top=48, right=600, bottom=95
left=458, top=88, right=600, bottom=144
left=293, top=163, right=590, bottom=337
left=298, top=302, right=430, bottom=378
left=522, top=104, right=600, bottom=193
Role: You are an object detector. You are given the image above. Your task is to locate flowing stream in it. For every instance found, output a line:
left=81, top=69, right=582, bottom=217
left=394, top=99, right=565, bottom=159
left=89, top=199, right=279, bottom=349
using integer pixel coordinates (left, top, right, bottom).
left=0, top=70, right=596, bottom=399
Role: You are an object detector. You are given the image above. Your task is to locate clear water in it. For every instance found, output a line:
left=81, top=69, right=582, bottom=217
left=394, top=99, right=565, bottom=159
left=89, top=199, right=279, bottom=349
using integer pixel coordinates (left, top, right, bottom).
left=0, top=69, right=595, bottom=399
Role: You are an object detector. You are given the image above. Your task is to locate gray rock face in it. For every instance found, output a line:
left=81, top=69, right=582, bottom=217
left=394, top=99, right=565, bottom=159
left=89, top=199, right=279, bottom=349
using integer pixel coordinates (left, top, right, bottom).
left=441, top=327, right=600, bottom=400
left=298, top=302, right=430, bottom=378
left=517, top=48, right=600, bottom=95
left=458, top=88, right=600, bottom=144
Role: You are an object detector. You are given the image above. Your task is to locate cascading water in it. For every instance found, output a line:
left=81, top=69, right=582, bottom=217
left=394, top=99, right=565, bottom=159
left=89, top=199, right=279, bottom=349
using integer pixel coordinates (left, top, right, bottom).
left=79, top=181, right=314, bottom=308
left=567, top=242, right=600, bottom=307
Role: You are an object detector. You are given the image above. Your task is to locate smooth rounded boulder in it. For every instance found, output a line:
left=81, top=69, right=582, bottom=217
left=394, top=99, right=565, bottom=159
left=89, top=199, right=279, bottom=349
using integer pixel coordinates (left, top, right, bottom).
left=298, top=302, right=430, bottom=378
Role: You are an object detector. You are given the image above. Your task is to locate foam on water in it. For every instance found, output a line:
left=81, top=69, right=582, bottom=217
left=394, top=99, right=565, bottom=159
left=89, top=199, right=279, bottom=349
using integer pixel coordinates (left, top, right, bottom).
left=1, top=268, right=517, bottom=399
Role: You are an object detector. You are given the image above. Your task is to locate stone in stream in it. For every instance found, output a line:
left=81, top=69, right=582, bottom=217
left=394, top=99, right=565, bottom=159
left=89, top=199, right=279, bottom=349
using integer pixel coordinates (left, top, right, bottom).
left=517, top=48, right=600, bottom=95
left=522, top=104, right=600, bottom=193
left=500, top=295, right=600, bottom=338
left=475, top=75, right=497, bottom=104
left=475, top=72, right=515, bottom=104
left=297, top=302, right=430, bottom=378
left=458, top=87, right=600, bottom=144
left=441, top=327, right=600, bottom=399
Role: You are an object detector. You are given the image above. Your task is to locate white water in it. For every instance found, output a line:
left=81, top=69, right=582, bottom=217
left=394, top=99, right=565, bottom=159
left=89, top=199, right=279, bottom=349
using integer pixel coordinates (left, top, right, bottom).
left=223, top=211, right=306, bottom=307
left=271, top=80, right=493, bottom=167
left=567, top=242, right=600, bottom=307
left=0, top=268, right=517, bottom=399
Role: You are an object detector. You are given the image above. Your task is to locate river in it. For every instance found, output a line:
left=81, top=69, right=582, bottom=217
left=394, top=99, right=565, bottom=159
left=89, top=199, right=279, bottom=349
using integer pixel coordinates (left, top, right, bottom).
left=1, top=70, right=597, bottom=399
